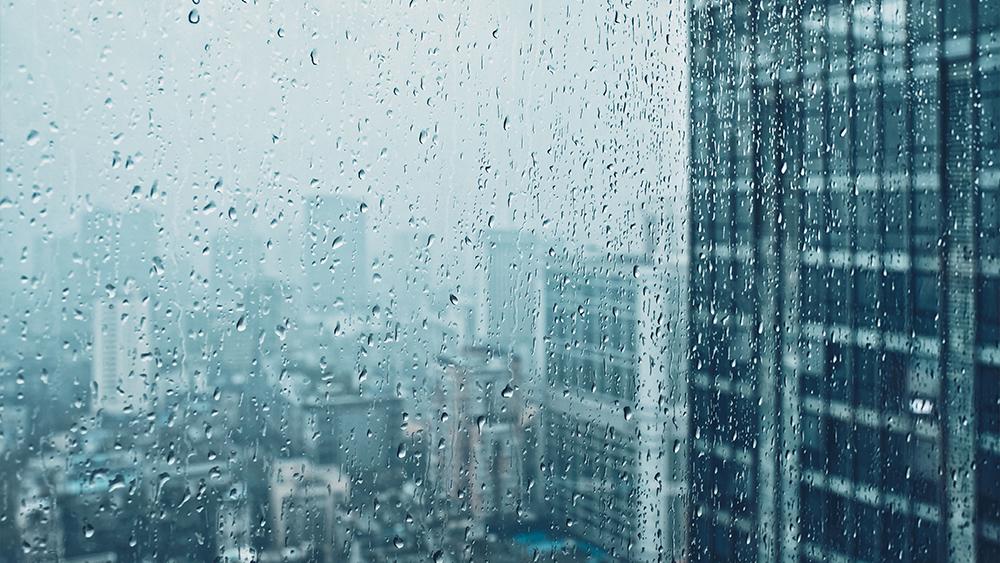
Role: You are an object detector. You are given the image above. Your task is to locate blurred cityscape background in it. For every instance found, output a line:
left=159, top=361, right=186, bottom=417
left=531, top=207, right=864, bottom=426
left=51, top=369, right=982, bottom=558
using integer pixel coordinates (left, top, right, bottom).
left=0, top=1, right=997, bottom=562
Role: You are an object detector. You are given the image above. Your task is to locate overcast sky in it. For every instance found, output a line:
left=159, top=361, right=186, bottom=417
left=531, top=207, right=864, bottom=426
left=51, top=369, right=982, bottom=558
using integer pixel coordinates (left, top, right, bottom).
left=1, top=0, right=687, bottom=286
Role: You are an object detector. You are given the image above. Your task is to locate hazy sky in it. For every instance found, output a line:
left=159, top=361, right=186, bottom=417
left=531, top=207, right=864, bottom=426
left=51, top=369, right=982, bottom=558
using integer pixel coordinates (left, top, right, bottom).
left=1, top=0, right=687, bottom=285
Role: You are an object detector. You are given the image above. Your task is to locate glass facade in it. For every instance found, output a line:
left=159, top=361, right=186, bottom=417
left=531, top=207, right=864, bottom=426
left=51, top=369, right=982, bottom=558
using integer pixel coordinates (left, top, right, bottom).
left=689, top=0, right=999, bottom=561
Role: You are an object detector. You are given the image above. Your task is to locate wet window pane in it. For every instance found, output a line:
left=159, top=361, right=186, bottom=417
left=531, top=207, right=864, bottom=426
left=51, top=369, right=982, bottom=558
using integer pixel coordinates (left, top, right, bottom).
left=2, top=1, right=998, bottom=562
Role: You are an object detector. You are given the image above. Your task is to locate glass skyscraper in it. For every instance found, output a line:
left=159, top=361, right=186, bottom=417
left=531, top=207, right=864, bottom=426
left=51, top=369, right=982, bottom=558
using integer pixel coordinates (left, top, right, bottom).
left=689, top=0, right=998, bottom=561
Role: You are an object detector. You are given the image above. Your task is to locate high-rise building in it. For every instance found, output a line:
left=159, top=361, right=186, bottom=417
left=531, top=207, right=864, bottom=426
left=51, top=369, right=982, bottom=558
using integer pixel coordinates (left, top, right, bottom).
left=541, top=250, right=688, bottom=561
left=269, top=459, right=350, bottom=563
left=81, top=208, right=161, bottom=292
left=91, top=287, right=154, bottom=416
left=210, top=228, right=269, bottom=370
left=301, top=194, right=369, bottom=314
left=427, top=346, right=534, bottom=537
left=689, top=2, right=998, bottom=561
left=478, top=230, right=542, bottom=364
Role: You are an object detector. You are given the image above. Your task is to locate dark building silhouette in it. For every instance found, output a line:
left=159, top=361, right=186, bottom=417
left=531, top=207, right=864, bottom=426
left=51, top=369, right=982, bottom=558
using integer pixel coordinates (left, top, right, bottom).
left=688, top=1, right=998, bottom=561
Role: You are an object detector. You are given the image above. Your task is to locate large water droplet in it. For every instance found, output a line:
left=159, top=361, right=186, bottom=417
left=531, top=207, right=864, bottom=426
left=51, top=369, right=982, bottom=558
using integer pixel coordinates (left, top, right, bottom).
left=108, top=474, right=126, bottom=492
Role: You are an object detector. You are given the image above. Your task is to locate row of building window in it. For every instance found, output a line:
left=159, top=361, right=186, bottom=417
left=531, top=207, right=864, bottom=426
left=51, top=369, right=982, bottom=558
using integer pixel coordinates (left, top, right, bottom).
left=692, top=186, right=1000, bottom=260
left=800, top=483, right=940, bottom=563
left=545, top=350, right=637, bottom=399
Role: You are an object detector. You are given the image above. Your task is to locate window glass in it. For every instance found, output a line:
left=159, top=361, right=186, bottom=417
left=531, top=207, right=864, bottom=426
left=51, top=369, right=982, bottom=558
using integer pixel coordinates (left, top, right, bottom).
left=3, top=1, right=996, bottom=562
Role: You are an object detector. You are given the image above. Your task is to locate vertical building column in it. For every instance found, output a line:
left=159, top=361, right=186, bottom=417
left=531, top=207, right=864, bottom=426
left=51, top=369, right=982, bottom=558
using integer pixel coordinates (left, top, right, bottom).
left=756, top=77, right=786, bottom=562
left=779, top=82, right=804, bottom=563
left=941, top=60, right=977, bottom=562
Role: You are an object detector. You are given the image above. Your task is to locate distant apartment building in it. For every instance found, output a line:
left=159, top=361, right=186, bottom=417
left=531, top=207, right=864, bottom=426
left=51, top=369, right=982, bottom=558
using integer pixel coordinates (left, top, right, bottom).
left=301, top=194, right=369, bottom=314
left=91, top=287, right=154, bottom=416
left=427, top=346, right=535, bottom=537
left=270, top=459, right=351, bottom=563
left=479, top=230, right=543, bottom=365
left=541, top=249, right=688, bottom=562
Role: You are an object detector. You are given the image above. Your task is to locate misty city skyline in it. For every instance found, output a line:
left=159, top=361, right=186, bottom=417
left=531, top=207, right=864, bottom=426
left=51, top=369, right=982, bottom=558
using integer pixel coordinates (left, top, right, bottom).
left=1, top=0, right=997, bottom=562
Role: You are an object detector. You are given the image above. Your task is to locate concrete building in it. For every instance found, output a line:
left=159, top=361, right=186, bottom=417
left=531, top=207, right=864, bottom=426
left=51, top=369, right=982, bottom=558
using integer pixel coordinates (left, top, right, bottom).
left=91, top=286, right=153, bottom=416
left=270, top=459, right=350, bottom=563
left=541, top=249, right=688, bottom=562
left=301, top=194, right=369, bottom=314
left=427, top=346, right=535, bottom=538
left=478, top=230, right=543, bottom=364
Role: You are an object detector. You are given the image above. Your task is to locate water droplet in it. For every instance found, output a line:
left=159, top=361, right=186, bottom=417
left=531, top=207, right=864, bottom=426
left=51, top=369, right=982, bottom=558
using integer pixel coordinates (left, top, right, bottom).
left=501, top=384, right=514, bottom=398
left=188, top=9, right=200, bottom=24
left=623, top=406, right=633, bottom=421
left=236, top=315, right=247, bottom=332
left=26, top=130, right=40, bottom=146
left=358, top=168, right=367, bottom=180
left=418, top=129, right=429, bottom=144
left=108, top=474, right=126, bottom=492
left=449, top=294, right=459, bottom=305
left=310, top=49, right=319, bottom=66
left=396, top=443, right=407, bottom=459
left=83, top=523, right=95, bottom=538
